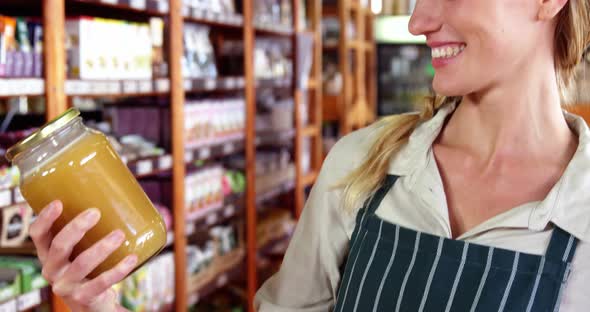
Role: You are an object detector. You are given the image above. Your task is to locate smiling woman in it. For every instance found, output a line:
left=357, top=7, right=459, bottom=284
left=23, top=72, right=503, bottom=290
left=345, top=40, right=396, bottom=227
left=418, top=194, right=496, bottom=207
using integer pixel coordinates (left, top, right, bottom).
left=255, top=0, right=590, bottom=311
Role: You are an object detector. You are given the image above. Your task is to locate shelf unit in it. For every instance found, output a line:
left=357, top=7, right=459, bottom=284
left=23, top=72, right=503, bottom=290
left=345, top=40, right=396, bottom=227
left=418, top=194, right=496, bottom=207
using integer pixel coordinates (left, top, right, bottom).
left=323, top=0, right=376, bottom=135
left=0, top=0, right=323, bottom=311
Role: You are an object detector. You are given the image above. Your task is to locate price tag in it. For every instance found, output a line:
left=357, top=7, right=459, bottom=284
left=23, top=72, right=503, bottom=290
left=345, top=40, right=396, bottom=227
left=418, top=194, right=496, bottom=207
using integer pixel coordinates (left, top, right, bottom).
left=156, top=79, right=170, bottom=92
left=166, top=232, right=174, bottom=246
left=204, top=78, right=216, bottom=90
left=181, top=5, right=190, bottom=17
left=0, top=189, right=12, bottom=207
left=123, top=80, right=139, bottom=94
left=158, top=155, right=173, bottom=170
left=13, top=187, right=24, bottom=204
left=222, top=143, right=234, bottom=154
left=216, top=274, right=228, bottom=287
left=17, top=290, right=41, bottom=310
left=136, top=160, right=153, bottom=176
left=0, top=300, right=16, bottom=312
left=206, top=213, right=218, bottom=225
left=186, top=223, right=195, bottom=235
left=223, top=205, right=235, bottom=218
left=184, top=151, right=194, bottom=163
left=193, top=9, right=204, bottom=19
left=130, top=0, right=146, bottom=9
left=198, top=147, right=211, bottom=160
left=101, top=0, right=118, bottom=4
left=138, top=80, right=152, bottom=93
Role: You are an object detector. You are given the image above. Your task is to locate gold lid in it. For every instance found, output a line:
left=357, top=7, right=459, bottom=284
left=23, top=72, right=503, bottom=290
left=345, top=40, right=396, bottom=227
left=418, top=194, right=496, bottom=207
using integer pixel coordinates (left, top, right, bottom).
left=5, top=108, right=81, bottom=162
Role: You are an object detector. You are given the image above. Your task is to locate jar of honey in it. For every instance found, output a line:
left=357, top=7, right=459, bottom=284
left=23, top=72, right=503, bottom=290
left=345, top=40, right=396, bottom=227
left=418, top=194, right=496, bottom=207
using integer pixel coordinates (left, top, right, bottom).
left=6, top=108, right=167, bottom=278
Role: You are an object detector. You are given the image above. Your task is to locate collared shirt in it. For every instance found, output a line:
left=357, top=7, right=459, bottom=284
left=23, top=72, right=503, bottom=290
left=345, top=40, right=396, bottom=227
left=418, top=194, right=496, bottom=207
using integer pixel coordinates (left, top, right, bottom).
left=255, top=102, right=590, bottom=312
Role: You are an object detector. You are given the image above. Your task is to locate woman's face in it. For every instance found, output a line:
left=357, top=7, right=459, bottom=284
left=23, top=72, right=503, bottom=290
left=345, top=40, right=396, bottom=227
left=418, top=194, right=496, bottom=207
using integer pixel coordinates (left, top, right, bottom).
left=409, top=0, right=552, bottom=96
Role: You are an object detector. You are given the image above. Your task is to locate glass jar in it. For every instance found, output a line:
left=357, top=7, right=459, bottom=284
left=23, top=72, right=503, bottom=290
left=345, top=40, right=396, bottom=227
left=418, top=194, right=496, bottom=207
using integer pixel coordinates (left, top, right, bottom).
left=6, top=108, right=167, bottom=278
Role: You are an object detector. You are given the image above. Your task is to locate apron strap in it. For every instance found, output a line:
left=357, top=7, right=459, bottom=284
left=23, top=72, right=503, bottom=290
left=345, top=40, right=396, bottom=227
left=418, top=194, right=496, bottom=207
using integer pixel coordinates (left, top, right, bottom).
left=545, top=226, right=578, bottom=263
left=365, top=175, right=399, bottom=215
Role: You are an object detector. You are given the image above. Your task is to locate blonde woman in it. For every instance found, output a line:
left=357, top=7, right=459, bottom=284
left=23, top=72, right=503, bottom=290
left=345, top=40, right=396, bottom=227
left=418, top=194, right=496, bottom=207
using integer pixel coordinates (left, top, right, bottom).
left=26, top=0, right=590, bottom=311
left=256, top=0, right=590, bottom=311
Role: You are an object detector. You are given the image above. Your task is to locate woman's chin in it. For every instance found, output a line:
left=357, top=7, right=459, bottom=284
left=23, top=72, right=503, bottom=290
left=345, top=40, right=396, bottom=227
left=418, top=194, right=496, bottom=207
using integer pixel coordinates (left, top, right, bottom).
left=432, top=78, right=468, bottom=98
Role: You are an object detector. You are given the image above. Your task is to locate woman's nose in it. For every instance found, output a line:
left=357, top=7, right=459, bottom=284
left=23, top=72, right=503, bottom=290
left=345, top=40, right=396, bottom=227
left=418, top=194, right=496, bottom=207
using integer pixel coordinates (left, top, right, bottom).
left=409, top=0, right=443, bottom=36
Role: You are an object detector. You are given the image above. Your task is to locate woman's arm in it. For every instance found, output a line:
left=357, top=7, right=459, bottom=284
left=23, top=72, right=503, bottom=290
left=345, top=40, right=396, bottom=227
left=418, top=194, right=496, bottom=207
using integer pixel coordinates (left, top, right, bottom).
left=255, top=131, right=369, bottom=311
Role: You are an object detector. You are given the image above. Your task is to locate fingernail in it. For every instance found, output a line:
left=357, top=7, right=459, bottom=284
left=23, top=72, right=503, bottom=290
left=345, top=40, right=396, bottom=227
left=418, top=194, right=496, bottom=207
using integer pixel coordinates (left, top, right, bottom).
left=124, top=255, right=137, bottom=266
left=108, top=230, right=125, bottom=243
left=83, top=209, right=100, bottom=223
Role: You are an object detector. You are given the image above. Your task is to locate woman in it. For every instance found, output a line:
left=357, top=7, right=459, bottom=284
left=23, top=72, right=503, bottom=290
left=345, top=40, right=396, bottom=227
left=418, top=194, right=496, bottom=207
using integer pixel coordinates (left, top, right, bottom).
left=29, top=0, right=590, bottom=311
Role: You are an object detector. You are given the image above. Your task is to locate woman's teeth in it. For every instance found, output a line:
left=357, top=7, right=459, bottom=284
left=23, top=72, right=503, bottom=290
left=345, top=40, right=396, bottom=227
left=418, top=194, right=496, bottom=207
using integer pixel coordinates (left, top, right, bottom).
left=431, top=44, right=466, bottom=59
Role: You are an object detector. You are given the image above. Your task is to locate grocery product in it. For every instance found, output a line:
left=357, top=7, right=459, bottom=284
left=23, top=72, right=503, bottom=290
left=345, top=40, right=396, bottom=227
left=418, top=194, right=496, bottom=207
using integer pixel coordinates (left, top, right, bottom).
left=6, top=109, right=167, bottom=278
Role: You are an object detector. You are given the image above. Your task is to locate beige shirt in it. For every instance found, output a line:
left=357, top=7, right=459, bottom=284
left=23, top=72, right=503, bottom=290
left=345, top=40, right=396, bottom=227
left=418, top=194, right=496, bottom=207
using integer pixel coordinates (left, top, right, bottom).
left=255, top=103, right=590, bottom=312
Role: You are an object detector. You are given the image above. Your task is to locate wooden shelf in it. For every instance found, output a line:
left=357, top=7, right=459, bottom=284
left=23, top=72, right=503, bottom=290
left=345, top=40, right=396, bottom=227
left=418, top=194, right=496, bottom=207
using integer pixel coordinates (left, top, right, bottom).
left=184, top=10, right=244, bottom=28
left=254, top=23, right=294, bottom=37
left=256, top=77, right=292, bottom=89
left=68, top=0, right=169, bottom=16
left=184, top=137, right=245, bottom=163
left=123, top=154, right=173, bottom=178
left=186, top=194, right=243, bottom=228
left=256, top=179, right=296, bottom=205
left=0, top=79, right=44, bottom=98
left=255, top=129, right=296, bottom=146
left=65, top=79, right=170, bottom=97
left=184, top=77, right=245, bottom=93
left=302, top=125, right=320, bottom=137
left=187, top=247, right=245, bottom=306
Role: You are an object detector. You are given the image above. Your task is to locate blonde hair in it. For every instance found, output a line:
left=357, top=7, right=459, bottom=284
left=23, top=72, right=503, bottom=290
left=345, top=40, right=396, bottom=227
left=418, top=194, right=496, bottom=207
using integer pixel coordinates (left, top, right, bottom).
left=338, top=0, right=590, bottom=212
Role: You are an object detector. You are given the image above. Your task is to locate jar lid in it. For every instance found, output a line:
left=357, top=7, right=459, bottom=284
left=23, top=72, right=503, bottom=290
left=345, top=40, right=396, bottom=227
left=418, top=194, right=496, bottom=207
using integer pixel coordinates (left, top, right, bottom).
left=5, top=108, right=81, bottom=162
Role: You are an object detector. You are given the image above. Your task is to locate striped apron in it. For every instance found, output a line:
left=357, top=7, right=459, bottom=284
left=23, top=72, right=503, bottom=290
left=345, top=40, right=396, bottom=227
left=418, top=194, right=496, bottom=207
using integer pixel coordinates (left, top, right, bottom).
left=334, top=175, right=578, bottom=312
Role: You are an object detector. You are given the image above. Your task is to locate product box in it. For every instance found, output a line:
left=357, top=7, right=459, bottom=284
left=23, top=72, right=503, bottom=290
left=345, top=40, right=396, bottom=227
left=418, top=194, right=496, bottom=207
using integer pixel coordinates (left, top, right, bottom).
left=66, top=16, right=95, bottom=79
left=0, top=16, right=17, bottom=77
left=0, top=257, right=47, bottom=293
left=0, top=268, right=20, bottom=303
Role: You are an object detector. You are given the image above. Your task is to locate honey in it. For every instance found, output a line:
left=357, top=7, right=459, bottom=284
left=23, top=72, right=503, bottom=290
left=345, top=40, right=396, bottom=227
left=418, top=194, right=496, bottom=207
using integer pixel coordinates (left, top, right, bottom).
left=9, top=110, right=166, bottom=278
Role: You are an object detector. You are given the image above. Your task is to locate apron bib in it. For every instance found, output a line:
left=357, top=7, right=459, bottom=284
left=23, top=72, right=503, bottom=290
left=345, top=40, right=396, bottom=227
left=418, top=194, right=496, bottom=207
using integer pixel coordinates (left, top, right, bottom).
left=334, top=175, right=578, bottom=312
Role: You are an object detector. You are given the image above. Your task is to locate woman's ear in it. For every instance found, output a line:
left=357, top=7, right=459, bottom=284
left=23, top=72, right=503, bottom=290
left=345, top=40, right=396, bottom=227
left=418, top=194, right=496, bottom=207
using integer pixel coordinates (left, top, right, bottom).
left=538, top=0, right=568, bottom=20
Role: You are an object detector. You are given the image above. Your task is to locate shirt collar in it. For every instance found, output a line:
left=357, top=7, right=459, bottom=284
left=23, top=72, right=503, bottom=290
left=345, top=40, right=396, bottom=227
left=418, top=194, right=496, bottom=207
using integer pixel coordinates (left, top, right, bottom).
left=388, top=102, right=590, bottom=242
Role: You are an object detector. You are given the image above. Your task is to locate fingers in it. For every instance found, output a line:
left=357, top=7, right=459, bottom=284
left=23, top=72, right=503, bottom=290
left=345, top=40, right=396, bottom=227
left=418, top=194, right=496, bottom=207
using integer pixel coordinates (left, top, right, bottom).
left=29, top=201, right=63, bottom=263
left=72, top=254, right=138, bottom=306
left=43, top=208, right=101, bottom=283
left=60, top=229, right=126, bottom=283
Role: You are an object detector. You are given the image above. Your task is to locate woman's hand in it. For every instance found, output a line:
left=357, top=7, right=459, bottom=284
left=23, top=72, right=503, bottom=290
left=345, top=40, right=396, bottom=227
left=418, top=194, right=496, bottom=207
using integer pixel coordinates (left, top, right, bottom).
left=29, top=200, right=137, bottom=312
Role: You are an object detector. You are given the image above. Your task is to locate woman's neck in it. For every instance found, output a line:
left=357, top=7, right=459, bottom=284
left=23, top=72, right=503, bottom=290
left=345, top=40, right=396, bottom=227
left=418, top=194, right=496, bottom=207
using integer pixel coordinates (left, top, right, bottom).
left=437, top=64, right=577, bottom=171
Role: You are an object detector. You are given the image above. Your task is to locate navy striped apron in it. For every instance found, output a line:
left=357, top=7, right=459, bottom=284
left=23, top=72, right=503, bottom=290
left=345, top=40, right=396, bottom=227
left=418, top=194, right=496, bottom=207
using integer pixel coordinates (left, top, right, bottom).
left=334, top=175, right=578, bottom=312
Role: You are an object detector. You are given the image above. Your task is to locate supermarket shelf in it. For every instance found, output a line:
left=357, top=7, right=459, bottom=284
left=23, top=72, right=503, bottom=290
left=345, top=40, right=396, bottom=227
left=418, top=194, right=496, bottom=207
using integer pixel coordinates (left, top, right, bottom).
left=165, top=231, right=174, bottom=248
left=184, top=10, right=244, bottom=28
left=302, top=125, right=320, bottom=137
left=323, top=42, right=338, bottom=51
left=259, top=230, right=293, bottom=258
left=186, top=194, right=243, bottom=228
left=125, top=154, right=173, bottom=179
left=0, top=186, right=25, bottom=209
left=254, top=23, right=294, bottom=37
left=187, top=247, right=245, bottom=306
left=0, top=79, right=44, bottom=98
left=255, top=129, right=296, bottom=147
left=0, top=242, right=36, bottom=256
left=303, top=171, right=318, bottom=187
left=307, top=79, right=318, bottom=89
left=184, top=137, right=245, bottom=163
left=184, top=77, right=245, bottom=93
left=256, top=179, right=295, bottom=205
left=68, top=0, right=169, bottom=16
left=256, top=77, right=292, bottom=89
left=65, top=79, right=170, bottom=97
left=0, top=286, right=51, bottom=312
